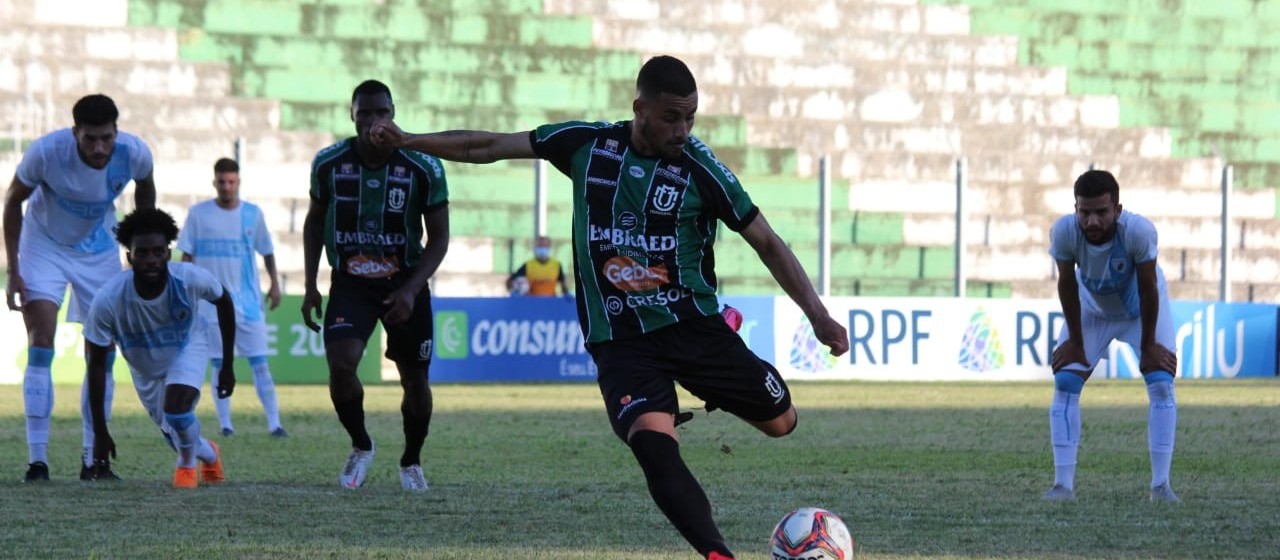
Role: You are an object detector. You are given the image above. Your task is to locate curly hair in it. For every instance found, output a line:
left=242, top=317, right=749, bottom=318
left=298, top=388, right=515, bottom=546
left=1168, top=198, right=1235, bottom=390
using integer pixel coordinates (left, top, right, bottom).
left=115, top=208, right=179, bottom=248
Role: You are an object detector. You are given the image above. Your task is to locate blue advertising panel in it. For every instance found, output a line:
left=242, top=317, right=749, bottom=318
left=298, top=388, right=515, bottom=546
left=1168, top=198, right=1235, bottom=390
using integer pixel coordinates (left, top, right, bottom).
left=431, top=297, right=593, bottom=382
left=720, top=295, right=775, bottom=363
left=1096, top=301, right=1278, bottom=379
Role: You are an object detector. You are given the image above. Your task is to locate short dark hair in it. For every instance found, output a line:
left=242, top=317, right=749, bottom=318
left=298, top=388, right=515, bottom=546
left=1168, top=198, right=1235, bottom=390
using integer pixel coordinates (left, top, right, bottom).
left=72, top=94, right=119, bottom=127
left=213, top=157, right=239, bottom=174
left=1074, top=170, right=1120, bottom=202
left=116, top=208, right=179, bottom=247
left=636, top=56, right=697, bottom=98
left=351, top=79, right=393, bottom=105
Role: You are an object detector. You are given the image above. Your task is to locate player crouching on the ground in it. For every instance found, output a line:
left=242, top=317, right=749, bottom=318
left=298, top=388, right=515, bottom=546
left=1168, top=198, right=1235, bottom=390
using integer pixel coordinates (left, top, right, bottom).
left=83, top=208, right=236, bottom=489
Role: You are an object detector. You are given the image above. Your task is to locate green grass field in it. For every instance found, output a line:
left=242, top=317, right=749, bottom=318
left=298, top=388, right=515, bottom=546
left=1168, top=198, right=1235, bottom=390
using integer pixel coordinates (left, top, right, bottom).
left=1, top=380, right=1277, bottom=559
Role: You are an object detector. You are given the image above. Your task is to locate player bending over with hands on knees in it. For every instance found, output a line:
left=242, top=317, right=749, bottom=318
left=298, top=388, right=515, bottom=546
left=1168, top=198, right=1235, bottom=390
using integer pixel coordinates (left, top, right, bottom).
left=1043, top=170, right=1180, bottom=503
left=369, top=55, right=849, bottom=559
left=84, top=208, right=237, bottom=489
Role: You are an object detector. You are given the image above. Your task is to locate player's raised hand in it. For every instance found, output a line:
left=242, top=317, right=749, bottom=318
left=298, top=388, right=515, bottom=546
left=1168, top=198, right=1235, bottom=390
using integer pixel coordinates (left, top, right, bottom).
left=382, top=286, right=415, bottom=324
left=1051, top=339, right=1089, bottom=372
left=1140, top=343, right=1178, bottom=375
left=370, top=120, right=408, bottom=149
left=301, top=289, right=323, bottom=332
left=5, top=271, right=24, bottom=311
left=812, top=315, right=849, bottom=357
left=216, top=361, right=236, bottom=399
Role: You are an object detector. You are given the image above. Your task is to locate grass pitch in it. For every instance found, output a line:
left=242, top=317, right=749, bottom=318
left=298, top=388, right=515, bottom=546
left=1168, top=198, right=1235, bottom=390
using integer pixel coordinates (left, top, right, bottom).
left=1, top=380, right=1277, bottom=559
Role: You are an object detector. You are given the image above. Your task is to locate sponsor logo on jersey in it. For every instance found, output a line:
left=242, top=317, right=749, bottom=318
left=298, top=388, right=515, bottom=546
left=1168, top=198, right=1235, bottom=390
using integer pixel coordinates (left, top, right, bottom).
left=603, top=256, right=668, bottom=292
left=616, top=395, right=649, bottom=419
left=338, top=163, right=357, bottom=178
left=393, top=166, right=406, bottom=178
left=587, top=176, right=618, bottom=188
left=590, top=146, right=624, bottom=162
left=625, top=287, right=691, bottom=308
left=605, top=295, right=624, bottom=315
left=628, top=165, right=645, bottom=178
left=605, top=139, right=619, bottom=152
left=364, top=219, right=378, bottom=232
left=650, top=184, right=680, bottom=213
left=588, top=226, right=676, bottom=251
left=388, top=187, right=406, bottom=212
left=690, top=137, right=738, bottom=184
left=618, top=211, right=638, bottom=230
left=366, top=179, right=381, bottom=189
left=335, top=230, right=407, bottom=246
left=655, top=165, right=689, bottom=186
left=345, top=254, right=400, bottom=278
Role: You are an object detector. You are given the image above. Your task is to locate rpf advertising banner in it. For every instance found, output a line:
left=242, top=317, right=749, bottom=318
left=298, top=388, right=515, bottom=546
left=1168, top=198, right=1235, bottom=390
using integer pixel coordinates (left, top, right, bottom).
left=772, top=297, right=1279, bottom=381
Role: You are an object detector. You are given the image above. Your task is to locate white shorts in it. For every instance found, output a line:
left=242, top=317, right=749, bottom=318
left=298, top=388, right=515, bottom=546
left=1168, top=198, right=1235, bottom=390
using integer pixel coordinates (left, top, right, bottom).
left=1055, top=283, right=1176, bottom=370
left=19, top=231, right=121, bottom=323
left=201, top=305, right=270, bottom=359
left=128, top=336, right=209, bottom=428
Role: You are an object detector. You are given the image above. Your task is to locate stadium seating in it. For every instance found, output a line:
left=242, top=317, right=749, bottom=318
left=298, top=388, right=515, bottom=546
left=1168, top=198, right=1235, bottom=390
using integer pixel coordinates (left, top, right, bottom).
left=0, top=0, right=1275, bottom=301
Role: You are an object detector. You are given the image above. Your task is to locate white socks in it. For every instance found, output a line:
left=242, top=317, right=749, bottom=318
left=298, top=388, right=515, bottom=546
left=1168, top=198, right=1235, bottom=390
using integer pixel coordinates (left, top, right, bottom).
left=1146, top=380, right=1177, bottom=488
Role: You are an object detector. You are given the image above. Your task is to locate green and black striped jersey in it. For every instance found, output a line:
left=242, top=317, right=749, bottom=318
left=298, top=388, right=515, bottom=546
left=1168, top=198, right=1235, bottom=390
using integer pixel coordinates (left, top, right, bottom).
left=309, top=138, right=448, bottom=280
left=530, top=120, right=759, bottom=344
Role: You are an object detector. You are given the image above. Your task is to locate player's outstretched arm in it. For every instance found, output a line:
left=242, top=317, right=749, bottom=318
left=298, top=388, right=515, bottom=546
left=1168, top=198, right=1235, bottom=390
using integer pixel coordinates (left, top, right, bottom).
left=212, top=289, right=237, bottom=398
left=301, top=196, right=327, bottom=332
left=133, top=173, right=156, bottom=210
left=86, top=342, right=116, bottom=462
left=370, top=121, right=536, bottom=164
left=3, top=176, right=34, bottom=311
left=1051, top=259, right=1088, bottom=371
left=740, top=212, right=849, bottom=356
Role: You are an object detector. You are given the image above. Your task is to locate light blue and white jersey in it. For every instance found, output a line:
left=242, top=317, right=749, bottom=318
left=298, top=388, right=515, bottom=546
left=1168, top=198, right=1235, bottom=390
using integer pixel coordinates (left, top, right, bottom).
left=177, top=200, right=274, bottom=321
left=15, top=128, right=153, bottom=254
left=1049, top=210, right=1163, bottom=321
left=83, top=263, right=225, bottom=373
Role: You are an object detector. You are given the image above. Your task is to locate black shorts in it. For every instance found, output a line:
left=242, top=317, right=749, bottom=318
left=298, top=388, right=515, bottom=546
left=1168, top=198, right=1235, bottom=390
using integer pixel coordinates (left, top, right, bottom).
left=588, top=314, right=792, bottom=441
left=324, top=273, right=434, bottom=363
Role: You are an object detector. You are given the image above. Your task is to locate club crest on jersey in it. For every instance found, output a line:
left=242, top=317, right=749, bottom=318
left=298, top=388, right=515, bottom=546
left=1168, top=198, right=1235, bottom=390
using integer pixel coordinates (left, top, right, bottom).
left=388, top=187, right=406, bottom=212
left=650, top=185, right=680, bottom=213
left=366, top=179, right=381, bottom=189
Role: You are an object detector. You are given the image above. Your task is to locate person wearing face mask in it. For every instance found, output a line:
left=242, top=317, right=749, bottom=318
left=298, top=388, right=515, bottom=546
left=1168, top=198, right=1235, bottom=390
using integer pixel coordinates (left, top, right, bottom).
left=1042, top=170, right=1181, bottom=504
left=4, top=94, right=157, bottom=483
left=366, top=55, right=849, bottom=560
left=507, top=235, right=570, bottom=298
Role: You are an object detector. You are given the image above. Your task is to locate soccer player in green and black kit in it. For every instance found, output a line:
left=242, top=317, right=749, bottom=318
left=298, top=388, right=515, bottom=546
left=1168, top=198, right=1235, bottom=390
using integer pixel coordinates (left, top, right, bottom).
left=302, top=80, right=449, bottom=492
left=370, top=57, right=848, bottom=558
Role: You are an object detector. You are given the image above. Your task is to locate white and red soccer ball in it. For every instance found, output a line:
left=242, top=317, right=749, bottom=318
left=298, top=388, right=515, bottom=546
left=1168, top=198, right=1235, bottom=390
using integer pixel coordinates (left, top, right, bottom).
left=769, top=507, right=856, bottom=559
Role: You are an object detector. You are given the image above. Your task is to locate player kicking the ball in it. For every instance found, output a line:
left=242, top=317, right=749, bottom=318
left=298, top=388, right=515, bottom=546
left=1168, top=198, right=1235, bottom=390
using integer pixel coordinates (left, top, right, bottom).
left=84, top=208, right=237, bottom=489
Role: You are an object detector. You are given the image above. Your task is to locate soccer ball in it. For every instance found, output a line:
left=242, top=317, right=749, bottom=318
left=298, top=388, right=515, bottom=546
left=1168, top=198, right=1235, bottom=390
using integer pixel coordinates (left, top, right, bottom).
left=510, top=276, right=530, bottom=296
left=769, top=507, right=855, bottom=560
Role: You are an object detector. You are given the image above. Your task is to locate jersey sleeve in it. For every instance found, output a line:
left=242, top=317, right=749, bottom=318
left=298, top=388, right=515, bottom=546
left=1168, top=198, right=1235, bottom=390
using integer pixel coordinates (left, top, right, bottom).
left=186, top=265, right=226, bottom=302
left=685, top=136, right=758, bottom=232
left=530, top=121, right=607, bottom=177
left=1125, top=214, right=1159, bottom=264
left=1048, top=215, right=1078, bottom=263
left=253, top=205, right=275, bottom=255
left=125, top=135, right=154, bottom=180
left=176, top=208, right=197, bottom=255
left=14, top=137, right=47, bottom=188
left=409, top=152, right=449, bottom=210
left=81, top=292, right=116, bottom=347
